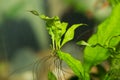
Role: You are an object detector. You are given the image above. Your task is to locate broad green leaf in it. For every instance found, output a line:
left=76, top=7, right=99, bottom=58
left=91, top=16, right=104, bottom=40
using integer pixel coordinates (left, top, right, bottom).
left=48, top=71, right=57, bottom=80
left=84, top=35, right=109, bottom=72
left=57, top=50, right=86, bottom=79
left=61, top=24, right=84, bottom=47
left=97, top=4, right=120, bottom=46
left=84, top=3, right=120, bottom=72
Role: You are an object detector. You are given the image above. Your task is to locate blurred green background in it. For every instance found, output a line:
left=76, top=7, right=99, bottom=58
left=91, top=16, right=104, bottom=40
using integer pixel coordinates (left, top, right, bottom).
left=0, top=0, right=111, bottom=80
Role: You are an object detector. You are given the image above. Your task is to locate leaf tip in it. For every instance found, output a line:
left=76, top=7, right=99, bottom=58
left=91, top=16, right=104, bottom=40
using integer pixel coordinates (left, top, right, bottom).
left=29, top=10, right=39, bottom=16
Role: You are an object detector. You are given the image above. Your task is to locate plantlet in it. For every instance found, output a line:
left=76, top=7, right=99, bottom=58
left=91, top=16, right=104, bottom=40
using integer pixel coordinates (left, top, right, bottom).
left=30, top=11, right=88, bottom=80
left=30, top=1, right=120, bottom=80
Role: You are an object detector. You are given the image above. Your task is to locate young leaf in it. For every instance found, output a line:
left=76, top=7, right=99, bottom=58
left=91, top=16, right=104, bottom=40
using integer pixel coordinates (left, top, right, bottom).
left=57, top=50, right=85, bottom=79
left=61, top=24, right=84, bottom=47
left=77, top=40, right=91, bottom=46
left=29, top=10, right=39, bottom=16
left=53, top=21, right=68, bottom=49
left=40, top=15, right=69, bottom=49
left=48, top=71, right=57, bottom=80
left=40, top=14, right=59, bottom=21
left=59, top=22, right=68, bottom=37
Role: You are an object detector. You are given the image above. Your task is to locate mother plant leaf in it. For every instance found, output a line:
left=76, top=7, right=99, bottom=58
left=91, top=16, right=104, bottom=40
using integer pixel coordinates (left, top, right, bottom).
left=84, top=3, right=120, bottom=72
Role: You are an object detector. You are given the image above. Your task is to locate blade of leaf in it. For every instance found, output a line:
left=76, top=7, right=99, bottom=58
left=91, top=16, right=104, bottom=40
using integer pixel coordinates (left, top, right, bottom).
left=84, top=34, right=109, bottom=72
left=60, top=22, right=68, bottom=36
left=61, top=24, right=84, bottom=47
left=48, top=71, right=57, bottom=80
left=57, top=50, right=85, bottom=79
left=77, top=40, right=91, bottom=46
left=29, top=10, right=39, bottom=16
left=84, top=3, right=120, bottom=72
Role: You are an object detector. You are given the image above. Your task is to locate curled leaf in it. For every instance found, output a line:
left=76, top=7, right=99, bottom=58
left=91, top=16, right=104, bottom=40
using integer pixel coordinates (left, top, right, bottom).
left=29, top=10, right=39, bottom=16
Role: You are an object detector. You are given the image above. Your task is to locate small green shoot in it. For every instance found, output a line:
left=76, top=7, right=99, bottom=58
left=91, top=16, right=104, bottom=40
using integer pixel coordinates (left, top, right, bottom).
left=30, top=11, right=86, bottom=80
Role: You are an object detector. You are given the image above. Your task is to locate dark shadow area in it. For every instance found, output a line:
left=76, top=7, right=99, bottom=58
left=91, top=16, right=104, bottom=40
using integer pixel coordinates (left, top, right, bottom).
left=69, top=75, right=79, bottom=80
left=0, top=18, right=40, bottom=60
left=61, top=8, right=95, bottom=42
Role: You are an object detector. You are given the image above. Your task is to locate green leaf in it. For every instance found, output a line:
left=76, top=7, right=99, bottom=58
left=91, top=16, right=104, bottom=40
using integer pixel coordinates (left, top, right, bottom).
left=29, top=10, right=39, bottom=16
left=48, top=71, right=57, bottom=80
left=40, top=15, right=61, bottom=48
left=40, top=15, right=69, bottom=49
left=108, top=35, right=120, bottom=47
left=77, top=40, right=90, bottom=46
left=54, top=22, right=68, bottom=48
left=84, top=36, right=109, bottom=72
left=97, top=5, right=120, bottom=46
left=58, top=22, right=68, bottom=37
left=40, top=14, right=59, bottom=20
left=57, top=50, right=86, bottom=79
left=48, top=28, right=55, bottom=48
left=84, top=3, right=120, bottom=72
left=61, top=24, right=84, bottom=47
left=109, top=0, right=120, bottom=7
